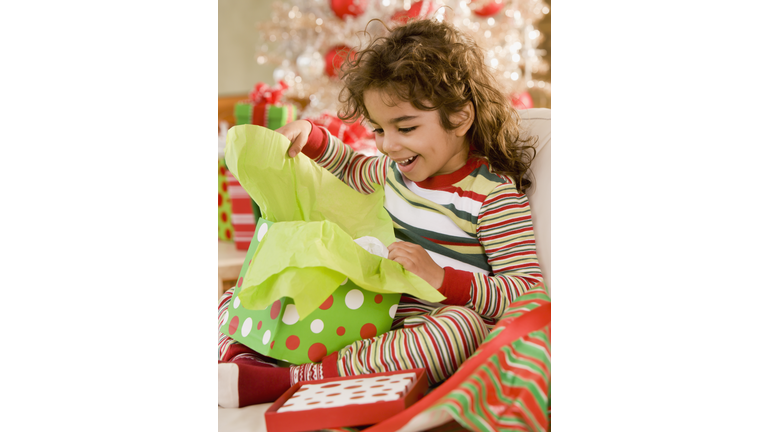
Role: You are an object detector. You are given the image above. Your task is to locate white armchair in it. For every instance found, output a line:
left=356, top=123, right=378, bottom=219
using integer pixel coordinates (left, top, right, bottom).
left=520, top=108, right=551, bottom=295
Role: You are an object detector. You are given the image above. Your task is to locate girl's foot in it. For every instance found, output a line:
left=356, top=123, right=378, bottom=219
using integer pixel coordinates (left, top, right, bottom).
left=217, top=362, right=291, bottom=408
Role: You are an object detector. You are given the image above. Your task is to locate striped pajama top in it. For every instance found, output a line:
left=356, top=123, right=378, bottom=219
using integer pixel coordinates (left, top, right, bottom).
left=304, top=122, right=543, bottom=328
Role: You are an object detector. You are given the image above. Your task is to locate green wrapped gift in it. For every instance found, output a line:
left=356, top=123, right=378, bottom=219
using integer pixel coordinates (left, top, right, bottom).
left=220, top=219, right=401, bottom=365
left=235, top=82, right=297, bottom=129
left=234, top=102, right=297, bottom=129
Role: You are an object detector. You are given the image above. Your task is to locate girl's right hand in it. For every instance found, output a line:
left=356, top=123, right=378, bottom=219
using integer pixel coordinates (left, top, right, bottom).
left=275, top=119, right=313, bottom=158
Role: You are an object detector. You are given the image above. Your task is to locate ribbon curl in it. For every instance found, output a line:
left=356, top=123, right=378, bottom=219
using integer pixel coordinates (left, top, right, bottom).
left=249, top=80, right=289, bottom=105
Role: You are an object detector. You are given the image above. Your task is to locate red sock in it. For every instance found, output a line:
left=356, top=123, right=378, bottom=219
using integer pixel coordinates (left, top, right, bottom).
left=233, top=362, right=291, bottom=406
left=290, top=351, right=340, bottom=384
left=220, top=350, right=340, bottom=408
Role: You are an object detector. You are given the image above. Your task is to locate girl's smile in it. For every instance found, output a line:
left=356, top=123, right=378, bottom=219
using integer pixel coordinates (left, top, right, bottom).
left=363, top=89, right=472, bottom=183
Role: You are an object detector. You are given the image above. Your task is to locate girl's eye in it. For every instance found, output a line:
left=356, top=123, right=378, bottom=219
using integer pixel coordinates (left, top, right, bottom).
left=372, top=128, right=384, bottom=135
left=399, top=127, right=416, bottom=133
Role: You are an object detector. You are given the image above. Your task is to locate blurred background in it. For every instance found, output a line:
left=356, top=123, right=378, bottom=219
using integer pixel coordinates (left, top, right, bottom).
left=218, top=0, right=550, bottom=128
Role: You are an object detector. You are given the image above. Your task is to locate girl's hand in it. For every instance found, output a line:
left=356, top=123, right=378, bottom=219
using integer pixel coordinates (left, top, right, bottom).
left=275, top=120, right=313, bottom=158
left=387, top=241, right=445, bottom=289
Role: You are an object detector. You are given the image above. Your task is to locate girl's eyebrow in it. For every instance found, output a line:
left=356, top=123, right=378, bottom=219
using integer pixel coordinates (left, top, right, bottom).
left=388, top=115, right=419, bottom=124
left=369, top=115, right=420, bottom=126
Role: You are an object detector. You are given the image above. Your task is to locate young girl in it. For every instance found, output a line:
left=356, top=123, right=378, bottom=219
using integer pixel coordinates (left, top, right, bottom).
left=218, top=18, right=543, bottom=408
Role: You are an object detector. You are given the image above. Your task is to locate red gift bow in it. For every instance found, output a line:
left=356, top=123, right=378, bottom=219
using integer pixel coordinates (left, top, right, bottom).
left=249, top=80, right=288, bottom=105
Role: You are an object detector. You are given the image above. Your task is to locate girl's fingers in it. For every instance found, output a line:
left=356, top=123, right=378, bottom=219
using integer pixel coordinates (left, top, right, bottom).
left=275, top=121, right=311, bottom=158
left=391, top=255, right=414, bottom=271
left=387, top=241, right=416, bottom=253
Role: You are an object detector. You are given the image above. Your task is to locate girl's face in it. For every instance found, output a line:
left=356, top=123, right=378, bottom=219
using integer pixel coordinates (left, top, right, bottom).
left=363, top=89, right=471, bottom=183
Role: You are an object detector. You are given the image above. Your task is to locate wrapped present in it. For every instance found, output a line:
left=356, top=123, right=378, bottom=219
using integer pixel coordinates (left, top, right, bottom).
left=218, top=158, right=234, bottom=242
left=234, top=81, right=298, bottom=129
left=220, top=125, right=447, bottom=364
left=265, top=369, right=429, bottom=432
left=220, top=219, right=402, bottom=365
left=306, top=112, right=377, bottom=155
left=226, top=170, right=256, bottom=250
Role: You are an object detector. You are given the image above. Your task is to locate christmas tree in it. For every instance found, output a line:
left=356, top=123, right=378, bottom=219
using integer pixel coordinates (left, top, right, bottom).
left=252, top=0, right=550, bottom=124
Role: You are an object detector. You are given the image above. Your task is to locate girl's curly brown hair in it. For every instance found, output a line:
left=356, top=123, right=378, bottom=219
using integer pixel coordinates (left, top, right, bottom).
left=338, top=18, right=537, bottom=192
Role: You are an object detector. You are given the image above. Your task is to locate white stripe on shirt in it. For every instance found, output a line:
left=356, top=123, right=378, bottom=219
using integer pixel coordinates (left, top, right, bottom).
left=385, top=184, right=474, bottom=240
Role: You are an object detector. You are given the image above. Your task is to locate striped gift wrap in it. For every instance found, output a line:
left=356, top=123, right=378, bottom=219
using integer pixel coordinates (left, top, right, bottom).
left=226, top=171, right=256, bottom=250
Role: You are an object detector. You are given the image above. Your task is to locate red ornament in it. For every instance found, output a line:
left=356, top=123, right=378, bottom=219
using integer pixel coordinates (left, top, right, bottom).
left=510, top=92, right=534, bottom=110
left=330, top=0, right=368, bottom=19
left=470, top=0, right=504, bottom=17
left=391, top=0, right=440, bottom=24
left=325, top=45, right=356, bottom=78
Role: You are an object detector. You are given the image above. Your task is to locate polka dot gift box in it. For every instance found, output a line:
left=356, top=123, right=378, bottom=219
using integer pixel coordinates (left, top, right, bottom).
left=220, top=219, right=401, bottom=365
left=264, top=369, right=429, bottom=432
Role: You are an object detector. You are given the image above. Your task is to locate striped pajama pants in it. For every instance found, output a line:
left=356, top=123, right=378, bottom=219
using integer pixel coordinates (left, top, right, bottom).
left=218, top=288, right=490, bottom=385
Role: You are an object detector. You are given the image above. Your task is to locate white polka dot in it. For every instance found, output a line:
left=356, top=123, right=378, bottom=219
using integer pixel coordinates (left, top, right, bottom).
left=282, top=304, right=299, bottom=325
left=345, top=289, right=364, bottom=310
left=241, top=317, right=253, bottom=336
left=310, top=319, right=324, bottom=334
left=221, top=311, right=229, bottom=329
left=341, top=278, right=349, bottom=285
left=233, top=296, right=240, bottom=309
left=263, top=330, right=271, bottom=345
left=257, top=223, right=269, bottom=241
left=389, top=304, right=398, bottom=319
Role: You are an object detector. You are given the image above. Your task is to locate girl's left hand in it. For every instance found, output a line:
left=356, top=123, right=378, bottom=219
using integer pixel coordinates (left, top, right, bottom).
left=387, top=241, right=445, bottom=289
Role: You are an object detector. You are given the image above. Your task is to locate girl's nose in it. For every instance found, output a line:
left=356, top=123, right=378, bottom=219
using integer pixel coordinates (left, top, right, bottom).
left=381, top=135, right=401, bottom=154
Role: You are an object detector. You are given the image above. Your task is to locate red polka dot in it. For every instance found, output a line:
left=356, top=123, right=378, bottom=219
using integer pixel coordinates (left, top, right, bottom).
left=286, top=335, right=300, bottom=350
left=336, top=326, right=346, bottom=336
left=218, top=194, right=223, bottom=207
left=374, top=294, right=383, bottom=304
left=270, top=301, right=282, bottom=319
left=221, top=212, right=228, bottom=223
left=308, top=343, right=327, bottom=362
left=237, top=277, right=243, bottom=288
left=220, top=166, right=226, bottom=176
left=270, top=341, right=275, bottom=349
left=228, top=316, right=239, bottom=336
left=222, top=181, right=228, bottom=192
left=225, top=229, right=232, bottom=240
left=319, top=295, right=334, bottom=310
left=360, top=323, right=377, bottom=340
left=257, top=321, right=262, bottom=330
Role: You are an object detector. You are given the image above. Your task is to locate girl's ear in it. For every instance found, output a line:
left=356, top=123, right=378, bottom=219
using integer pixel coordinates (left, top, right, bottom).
left=452, top=103, right=475, bottom=137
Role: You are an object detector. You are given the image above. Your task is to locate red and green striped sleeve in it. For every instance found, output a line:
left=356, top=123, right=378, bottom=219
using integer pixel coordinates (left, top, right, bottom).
left=303, top=121, right=387, bottom=194
left=470, top=182, right=543, bottom=320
